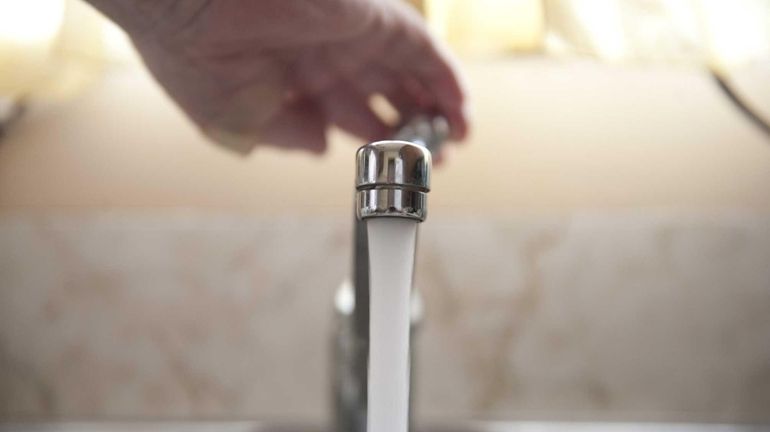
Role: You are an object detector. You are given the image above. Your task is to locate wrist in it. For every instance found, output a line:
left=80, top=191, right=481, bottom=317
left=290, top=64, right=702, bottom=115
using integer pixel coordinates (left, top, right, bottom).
left=84, top=0, right=208, bottom=41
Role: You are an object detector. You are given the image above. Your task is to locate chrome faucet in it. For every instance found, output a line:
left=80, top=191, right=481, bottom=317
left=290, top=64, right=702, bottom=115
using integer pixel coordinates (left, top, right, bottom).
left=333, top=115, right=448, bottom=432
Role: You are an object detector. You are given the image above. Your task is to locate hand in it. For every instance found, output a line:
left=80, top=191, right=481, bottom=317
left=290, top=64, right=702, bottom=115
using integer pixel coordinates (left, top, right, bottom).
left=90, top=0, right=468, bottom=154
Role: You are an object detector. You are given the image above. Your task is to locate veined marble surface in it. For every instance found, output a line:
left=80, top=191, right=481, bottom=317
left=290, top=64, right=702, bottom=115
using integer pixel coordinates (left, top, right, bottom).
left=0, top=212, right=768, bottom=422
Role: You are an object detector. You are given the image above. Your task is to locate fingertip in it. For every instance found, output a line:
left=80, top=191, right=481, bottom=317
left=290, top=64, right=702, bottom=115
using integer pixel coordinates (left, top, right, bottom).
left=432, top=150, right=444, bottom=167
left=446, top=107, right=469, bottom=141
left=432, top=142, right=455, bottom=167
left=304, top=133, right=329, bottom=155
left=320, top=83, right=393, bottom=144
left=309, top=145, right=327, bottom=156
left=259, top=98, right=331, bottom=155
left=202, top=126, right=259, bottom=155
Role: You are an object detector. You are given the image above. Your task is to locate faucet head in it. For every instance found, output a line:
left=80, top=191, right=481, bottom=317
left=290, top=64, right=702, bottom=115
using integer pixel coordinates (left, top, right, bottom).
left=355, top=140, right=431, bottom=222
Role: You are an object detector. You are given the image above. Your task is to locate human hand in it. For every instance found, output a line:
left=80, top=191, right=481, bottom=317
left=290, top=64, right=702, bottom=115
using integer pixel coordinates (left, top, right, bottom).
left=89, top=0, right=468, bottom=154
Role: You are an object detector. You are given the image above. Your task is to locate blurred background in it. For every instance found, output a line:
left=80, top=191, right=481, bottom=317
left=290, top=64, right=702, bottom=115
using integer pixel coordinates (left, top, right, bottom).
left=1, top=0, right=770, bottom=425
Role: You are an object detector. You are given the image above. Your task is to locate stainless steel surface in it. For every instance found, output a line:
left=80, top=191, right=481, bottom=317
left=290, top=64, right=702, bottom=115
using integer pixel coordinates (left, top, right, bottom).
left=355, top=140, right=431, bottom=222
left=355, top=140, right=431, bottom=192
left=356, top=186, right=428, bottom=222
left=334, top=115, right=445, bottom=432
left=355, top=115, right=444, bottom=222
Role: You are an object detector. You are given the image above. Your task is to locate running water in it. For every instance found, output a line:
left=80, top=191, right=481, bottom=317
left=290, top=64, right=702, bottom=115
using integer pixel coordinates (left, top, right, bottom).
left=366, top=217, right=418, bottom=432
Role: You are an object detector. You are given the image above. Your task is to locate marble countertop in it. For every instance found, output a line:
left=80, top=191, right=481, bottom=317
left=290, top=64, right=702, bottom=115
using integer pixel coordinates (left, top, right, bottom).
left=2, top=213, right=770, bottom=421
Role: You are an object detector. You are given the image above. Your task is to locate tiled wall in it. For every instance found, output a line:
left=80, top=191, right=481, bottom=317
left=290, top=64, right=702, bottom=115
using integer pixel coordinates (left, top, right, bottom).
left=1, top=212, right=768, bottom=422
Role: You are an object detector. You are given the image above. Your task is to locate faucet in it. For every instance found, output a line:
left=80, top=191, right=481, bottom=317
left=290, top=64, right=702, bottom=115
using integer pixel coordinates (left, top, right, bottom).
left=333, top=115, right=449, bottom=432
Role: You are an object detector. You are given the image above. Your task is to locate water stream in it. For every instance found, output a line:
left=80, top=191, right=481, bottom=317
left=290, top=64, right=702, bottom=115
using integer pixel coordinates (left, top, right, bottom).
left=366, top=217, right=418, bottom=432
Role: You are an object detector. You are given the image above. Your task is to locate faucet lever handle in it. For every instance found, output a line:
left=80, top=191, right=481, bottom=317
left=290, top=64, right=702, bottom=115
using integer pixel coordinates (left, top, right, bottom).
left=392, top=114, right=449, bottom=154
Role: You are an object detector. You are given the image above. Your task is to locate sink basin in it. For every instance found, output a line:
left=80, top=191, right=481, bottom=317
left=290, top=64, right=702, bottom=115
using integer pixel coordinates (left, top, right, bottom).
left=0, top=422, right=767, bottom=432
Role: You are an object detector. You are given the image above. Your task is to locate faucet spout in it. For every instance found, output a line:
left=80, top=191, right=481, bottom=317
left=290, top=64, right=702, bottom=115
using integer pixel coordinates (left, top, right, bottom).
left=334, top=115, right=447, bottom=432
left=355, top=141, right=431, bottom=222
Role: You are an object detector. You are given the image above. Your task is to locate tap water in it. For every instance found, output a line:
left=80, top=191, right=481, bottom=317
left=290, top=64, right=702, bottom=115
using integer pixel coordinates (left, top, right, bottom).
left=366, top=217, right=418, bottom=432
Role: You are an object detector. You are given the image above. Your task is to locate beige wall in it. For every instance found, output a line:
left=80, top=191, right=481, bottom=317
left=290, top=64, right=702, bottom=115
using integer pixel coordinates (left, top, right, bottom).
left=1, top=58, right=769, bottom=215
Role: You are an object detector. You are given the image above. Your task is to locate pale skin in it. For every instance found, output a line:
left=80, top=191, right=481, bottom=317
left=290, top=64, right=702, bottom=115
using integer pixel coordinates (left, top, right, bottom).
left=86, top=0, right=469, bottom=155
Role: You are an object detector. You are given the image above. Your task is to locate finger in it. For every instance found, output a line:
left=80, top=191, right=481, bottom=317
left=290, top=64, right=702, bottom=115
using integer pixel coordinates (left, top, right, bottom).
left=378, top=47, right=468, bottom=140
left=409, top=46, right=468, bottom=140
left=203, top=93, right=327, bottom=155
left=325, top=37, right=434, bottom=127
left=432, top=141, right=455, bottom=167
left=260, top=97, right=328, bottom=154
left=386, top=4, right=469, bottom=139
left=293, top=47, right=338, bottom=96
left=319, top=83, right=391, bottom=142
left=354, top=68, right=422, bottom=125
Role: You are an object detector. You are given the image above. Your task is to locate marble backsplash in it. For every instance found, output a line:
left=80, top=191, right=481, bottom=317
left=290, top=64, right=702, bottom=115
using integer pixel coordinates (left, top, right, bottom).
left=0, top=212, right=769, bottom=423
